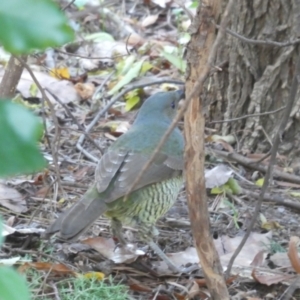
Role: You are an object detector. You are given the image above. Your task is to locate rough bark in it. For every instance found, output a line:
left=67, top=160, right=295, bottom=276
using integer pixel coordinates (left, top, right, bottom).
left=207, top=0, right=300, bottom=166
left=184, top=1, right=230, bottom=299
left=0, top=55, right=27, bottom=99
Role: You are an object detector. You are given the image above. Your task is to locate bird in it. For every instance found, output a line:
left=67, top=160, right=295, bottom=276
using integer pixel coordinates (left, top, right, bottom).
left=45, top=90, right=185, bottom=273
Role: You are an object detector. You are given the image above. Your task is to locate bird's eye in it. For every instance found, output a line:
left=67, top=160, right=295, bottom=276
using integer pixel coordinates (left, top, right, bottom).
left=171, top=100, right=175, bottom=109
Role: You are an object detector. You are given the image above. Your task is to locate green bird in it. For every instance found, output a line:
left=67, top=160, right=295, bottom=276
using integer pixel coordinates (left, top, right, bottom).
left=45, top=90, right=185, bottom=272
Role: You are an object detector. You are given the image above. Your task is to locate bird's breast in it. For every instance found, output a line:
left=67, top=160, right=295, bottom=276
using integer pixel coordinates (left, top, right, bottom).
left=104, top=175, right=183, bottom=227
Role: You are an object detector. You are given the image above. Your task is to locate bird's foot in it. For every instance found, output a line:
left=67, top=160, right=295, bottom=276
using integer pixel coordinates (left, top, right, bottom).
left=148, top=240, right=198, bottom=274
left=164, top=260, right=199, bottom=274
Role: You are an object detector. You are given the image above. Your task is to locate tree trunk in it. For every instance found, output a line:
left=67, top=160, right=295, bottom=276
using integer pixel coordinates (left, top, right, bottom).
left=0, top=55, right=27, bottom=99
left=208, top=0, right=300, bottom=166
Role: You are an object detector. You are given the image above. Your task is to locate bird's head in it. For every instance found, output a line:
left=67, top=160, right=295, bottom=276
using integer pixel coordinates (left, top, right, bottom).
left=135, top=90, right=185, bottom=123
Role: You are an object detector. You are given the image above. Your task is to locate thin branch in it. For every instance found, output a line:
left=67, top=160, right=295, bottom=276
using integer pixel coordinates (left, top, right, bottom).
left=243, top=190, right=300, bottom=211
left=215, top=24, right=300, bottom=47
left=225, top=54, right=300, bottom=278
left=15, top=56, right=64, bottom=196
left=45, top=88, right=103, bottom=154
left=211, top=148, right=300, bottom=184
left=56, top=49, right=130, bottom=60
left=62, top=0, right=76, bottom=11
left=208, top=106, right=286, bottom=124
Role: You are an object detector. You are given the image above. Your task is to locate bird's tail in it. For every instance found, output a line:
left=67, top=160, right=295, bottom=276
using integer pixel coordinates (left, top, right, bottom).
left=44, top=185, right=108, bottom=241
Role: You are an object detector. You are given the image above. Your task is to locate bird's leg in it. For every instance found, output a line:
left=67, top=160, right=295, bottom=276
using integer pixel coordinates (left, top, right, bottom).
left=147, top=240, right=183, bottom=273
left=110, top=218, right=127, bottom=245
left=147, top=240, right=199, bottom=274
left=139, top=224, right=184, bottom=273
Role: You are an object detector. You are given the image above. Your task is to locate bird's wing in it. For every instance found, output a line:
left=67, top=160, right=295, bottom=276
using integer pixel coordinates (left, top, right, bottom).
left=95, top=149, right=128, bottom=192
left=95, top=150, right=183, bottom=203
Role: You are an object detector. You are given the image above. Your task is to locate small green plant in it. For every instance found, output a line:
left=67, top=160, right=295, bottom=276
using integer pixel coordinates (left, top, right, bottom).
left=26, top=269, right=128, bottom=300
left=58, top=276, right=128, bottom=300
left=267, top=240, right=286, bottom=254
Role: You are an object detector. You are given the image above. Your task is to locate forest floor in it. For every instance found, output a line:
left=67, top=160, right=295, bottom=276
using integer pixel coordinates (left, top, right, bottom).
left=1, top=0, right=300, bottom=299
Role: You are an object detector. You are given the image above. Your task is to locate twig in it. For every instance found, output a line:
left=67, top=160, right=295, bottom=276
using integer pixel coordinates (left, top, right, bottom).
left=208, top=106, right=286, bottom=124
left=91, top=71, right=115, bottom=101
left=56, top=49, right=129, bottom=60
left=243, top=189, right=300, bottom=210
left=45, top=88, right=103, bottom=154
left=279, top=276, right=300, bottom=300
left=248, top=151, right=271, bottom=165
left=211, top=148, right=300, bottom=184
left=215, top=24, right=300, bottom=47
left=225, top=54, right=300, bottom=278
left=15, top=56, right=64, bottom=196
left=50, top=282, right=61, bottom=300
left=173, top=0, right=194, bottom=21
left=62, top=0, right=76, bottom=11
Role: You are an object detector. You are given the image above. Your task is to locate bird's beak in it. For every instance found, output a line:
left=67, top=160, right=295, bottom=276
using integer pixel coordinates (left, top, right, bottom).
left=178, top=99, right=185, bottom=110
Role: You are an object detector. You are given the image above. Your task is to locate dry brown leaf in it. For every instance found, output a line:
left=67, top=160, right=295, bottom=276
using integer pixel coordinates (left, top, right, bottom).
left=156, top=232, right=271, bottom=274
left=126, top=33, right=145, bottom=46
left=0, top=183, right=27, bottom=213
left=19, top=262, right=76, bottom=276
left=13, top=70, right=80, bottom=104
left=186, top=280, right=201, bottom=299
left=128, top=278, right=152, bottom=292
left=251, top=268, right=295, bottom=286
left=35, top=185, right=50, bottom=198
left=73, top=166, right=91, bottom=181
left=74, top=82, right=95, bottom=100
left=141, top=15, right=159, bottom=27
left=288, top=236, right=300, bottom=273
left=250, top=250, right=266, bottom=267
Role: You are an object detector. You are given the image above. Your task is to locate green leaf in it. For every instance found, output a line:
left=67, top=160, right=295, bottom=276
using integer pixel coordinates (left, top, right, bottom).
left=161, top=50, right=186, bottom=72
left=290, top=191, right=300, bottom=198
left=0, top=216, right=3, bottom=247
left=227, top=178, right=242, bottom=195
left=29, top=83, right=38, bottom=97
left=108, top=59, right=144, bottom=95
left=0, top=267, right=31, bottom=300
left=256, top=178, right=264, bottom=187
left=0, top=0, right=74, bottom=54
left=210, top=186, right=224, bottom=195
left=0, top=101, right=46, bottom=177
left=119, top=55, right=136, bottom=75
left=190, top=1, right=198, bottom=8
left=140, top=61, right=153, bottom=75
left=125, top=96, right=140, bottom=111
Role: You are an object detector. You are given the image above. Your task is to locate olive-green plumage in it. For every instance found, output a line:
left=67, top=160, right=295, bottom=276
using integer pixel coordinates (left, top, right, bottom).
left=45, top=90, right=185, bottom=272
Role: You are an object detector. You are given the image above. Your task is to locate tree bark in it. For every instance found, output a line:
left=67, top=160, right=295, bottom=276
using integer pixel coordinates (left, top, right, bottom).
left=207, top=0, right=300, bottom=165
left=184, top=1, right=230, bottom=299
left=0, top=55, right=27, bottom=99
